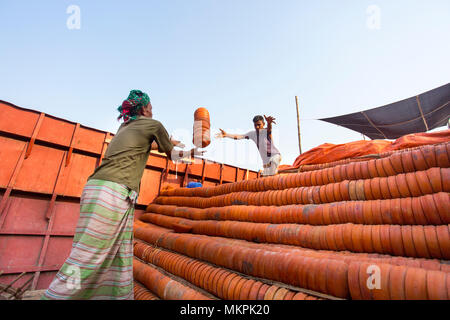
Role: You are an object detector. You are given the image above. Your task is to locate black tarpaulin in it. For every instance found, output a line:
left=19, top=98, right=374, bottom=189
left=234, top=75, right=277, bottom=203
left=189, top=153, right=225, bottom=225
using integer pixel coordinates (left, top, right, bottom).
left=319, top=83, right=450, bottom=140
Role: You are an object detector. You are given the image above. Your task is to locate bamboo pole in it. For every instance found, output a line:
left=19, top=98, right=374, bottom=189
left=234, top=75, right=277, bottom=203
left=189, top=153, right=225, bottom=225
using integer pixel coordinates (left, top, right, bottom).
left=295, top=96, right=302, bottom=154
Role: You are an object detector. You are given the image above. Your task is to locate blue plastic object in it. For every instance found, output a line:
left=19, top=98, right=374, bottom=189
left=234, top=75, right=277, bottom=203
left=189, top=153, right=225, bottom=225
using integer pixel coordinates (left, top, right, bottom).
left=186, top=182, right=203, bottom=188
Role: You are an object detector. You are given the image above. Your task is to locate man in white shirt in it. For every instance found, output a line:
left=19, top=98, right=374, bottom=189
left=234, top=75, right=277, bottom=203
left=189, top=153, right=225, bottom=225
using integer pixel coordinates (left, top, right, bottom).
left=215, top=115, right=282, bottom=176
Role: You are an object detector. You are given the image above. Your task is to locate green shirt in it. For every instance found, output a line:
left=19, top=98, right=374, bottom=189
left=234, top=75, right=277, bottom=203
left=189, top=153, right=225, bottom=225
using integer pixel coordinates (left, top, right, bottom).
left=88, top=116, right=174, bottom=193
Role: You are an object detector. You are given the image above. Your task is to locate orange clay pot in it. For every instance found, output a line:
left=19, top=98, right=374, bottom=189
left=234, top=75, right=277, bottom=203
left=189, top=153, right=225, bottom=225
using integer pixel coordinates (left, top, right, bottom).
left=238, top=279, right=256, bottom=300
left=411, top=196, right=428, bottom=225
left=334, top=224, right=346, bottom=251
left=370, top=200, right=383, bottom=225
left=263, top=285, right=280, bottom=300
left=296, top=256, right=310, bottom=288
left=389, top=152, right=404, bottom=174
left=424, top=226, right=442, bottom=259
left=306, top=259, right=320, bottom=292
left=369, top=177, right=382, bottom=200
left=324, top=183, right=335, bottom=203
left=362, top=201, right=374, bottom=225
left=333, top=183, right=343, bottom=202
left=319, top=227, right=329, bottom=250
left=360, top=161, right=371, bottom=179
left=361, top=225, right=374, bottom=253
left=435, top=225, right=449, bottom=260
left=214, top=270, right=230, bottom=298
left=415, top=170, right=434, bottom=195
left=401, top=151, right=416, bottom=173
left=443, top=167, right=450, bottom=192
left=346, top=162, right=357, bottom=180
left=374, top=159, right=387, bottom=177
left=435, top=143, right=449, bottom=167
left=433, top=192, right=450, bottom=224
left=411, top=148, right=428, bottom=171
left=355, top=180, right=365, bottom=201
left=426, top=167, right=443, bottom=193
left=221, top=273, right=240, bottom=299
left=357, top=262, right=375, bottom=300
left=345, top=201, right=356, bottom=224
left=283, top=291, right=296, bottom=300
left=380, top=198, right=393, bottom=224
left=339, top=165, right=347, bottom=183
left=421, top=144, right=437, bottom=168
left=325, top=225, right=338, bottom=251
left=291, top=292, right=308, bottom=300
left=325, top=167, right=335, bottom=184
left=404, top=268, right=427, bottom=300
left=390, top=198, right=403, bottom=224
left=348, top=180, right=357, bottom=201
left=206, top=268, right=222, bottom=293
left=342, top=224, right=355, bottom=252
left=367, top=160, right=379, bottom=178
left=353, top=161, right=362, bottom=180
left=329, top=204, right=341, bottom=225
left=347, top=262, right=362, bottom=300
left=273, top=287, right=290, bottom=300
left=319, top=169, right=328, bottom=185
left=326, top=260, right=349, bottom=299
left=400, top=225, right=417, bottom=258
left=371, top=263, right=392, bottom=300
left=315, top=259, right=329, bottom=294
left=395, top=173, right=411, bottom=198
left=339, top=180, right=350, bottom=201
left=388, top=265, right=407, bottom=300
left=256, top=284, right=271, bottom=300
left=379, top=177, right=391, bottom=200
left=399, top=197, right=415, bottom=225
left=426, top=270, right=448, bottom=300
left=312, top=186, right=321, bottom=204
left=231, top=277, right=247, bottom=300
left=321, top=205, right=332, bottom=225
left=336, top=202, right=348, bottom=225
left=351, top=224, right=364, bottom=252
left=381, top=157, right=396, bottom=176
left=389, top=225, right=405, bottom=257
left=247, top=281, right=264, bottom=300
left=388, top=175, right=402, bottom=199
left=379, top=225, right=392, bottom=255
left=333, top=166, right=342, bottom=183
left=310, top=170, right=318, bottom=186
left=372, top=225, right=385, bottom=253
left=411, top=225, right=431, bottom=259
left=363, top=179, right=374, bottom=200
left=420, top=194, right=442, bottom=224
left=319, top=185, right=328, bottom=204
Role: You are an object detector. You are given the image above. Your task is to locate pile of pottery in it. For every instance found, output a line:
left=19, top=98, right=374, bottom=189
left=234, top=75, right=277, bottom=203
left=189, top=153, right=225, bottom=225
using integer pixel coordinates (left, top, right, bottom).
left=133, top=141, right=449, bottom=300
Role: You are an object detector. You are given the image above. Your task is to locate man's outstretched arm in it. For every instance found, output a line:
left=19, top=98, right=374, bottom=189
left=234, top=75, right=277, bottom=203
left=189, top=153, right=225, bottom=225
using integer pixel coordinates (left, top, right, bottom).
left=264, top=115, right=276, bottom=141
left=215, top=128, right=246, bottom=140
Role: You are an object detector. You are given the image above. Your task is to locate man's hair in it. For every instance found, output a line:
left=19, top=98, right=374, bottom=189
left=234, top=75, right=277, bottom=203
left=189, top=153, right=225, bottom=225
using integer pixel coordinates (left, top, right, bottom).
left=253, top=115, right=264, bottom=123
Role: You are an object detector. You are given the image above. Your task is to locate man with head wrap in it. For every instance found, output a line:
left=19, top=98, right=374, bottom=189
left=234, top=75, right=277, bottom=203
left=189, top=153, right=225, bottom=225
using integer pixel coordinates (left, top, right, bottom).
left=42, top=90, right=200, bottom=300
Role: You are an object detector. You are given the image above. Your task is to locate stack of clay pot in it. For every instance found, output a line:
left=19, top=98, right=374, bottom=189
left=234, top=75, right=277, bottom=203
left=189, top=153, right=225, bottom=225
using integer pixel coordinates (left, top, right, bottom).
left=193, top=107, right=211, bottom=148
left=133, top=141, right=450, bottom=300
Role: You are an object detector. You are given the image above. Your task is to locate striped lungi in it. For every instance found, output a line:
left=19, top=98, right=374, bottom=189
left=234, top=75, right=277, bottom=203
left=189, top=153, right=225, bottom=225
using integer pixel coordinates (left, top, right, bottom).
left=41, top=179, right=138, bottom=300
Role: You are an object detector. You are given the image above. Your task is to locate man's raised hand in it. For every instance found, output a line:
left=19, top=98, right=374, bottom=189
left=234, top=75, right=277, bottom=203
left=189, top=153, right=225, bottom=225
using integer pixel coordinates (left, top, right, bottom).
left=264, top=115, right=276, bottom=125
left=215, top=128, right=227, bottom=139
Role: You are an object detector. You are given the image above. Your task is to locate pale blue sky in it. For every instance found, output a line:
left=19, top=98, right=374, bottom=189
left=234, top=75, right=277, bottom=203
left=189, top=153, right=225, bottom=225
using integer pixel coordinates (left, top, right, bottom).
left=1, top=1, right=449, bottom=171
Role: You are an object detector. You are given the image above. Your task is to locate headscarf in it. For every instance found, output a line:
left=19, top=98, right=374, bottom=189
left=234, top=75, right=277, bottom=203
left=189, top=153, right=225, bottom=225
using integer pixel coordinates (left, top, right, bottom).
left=117, top=90, right=150, bottom=122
